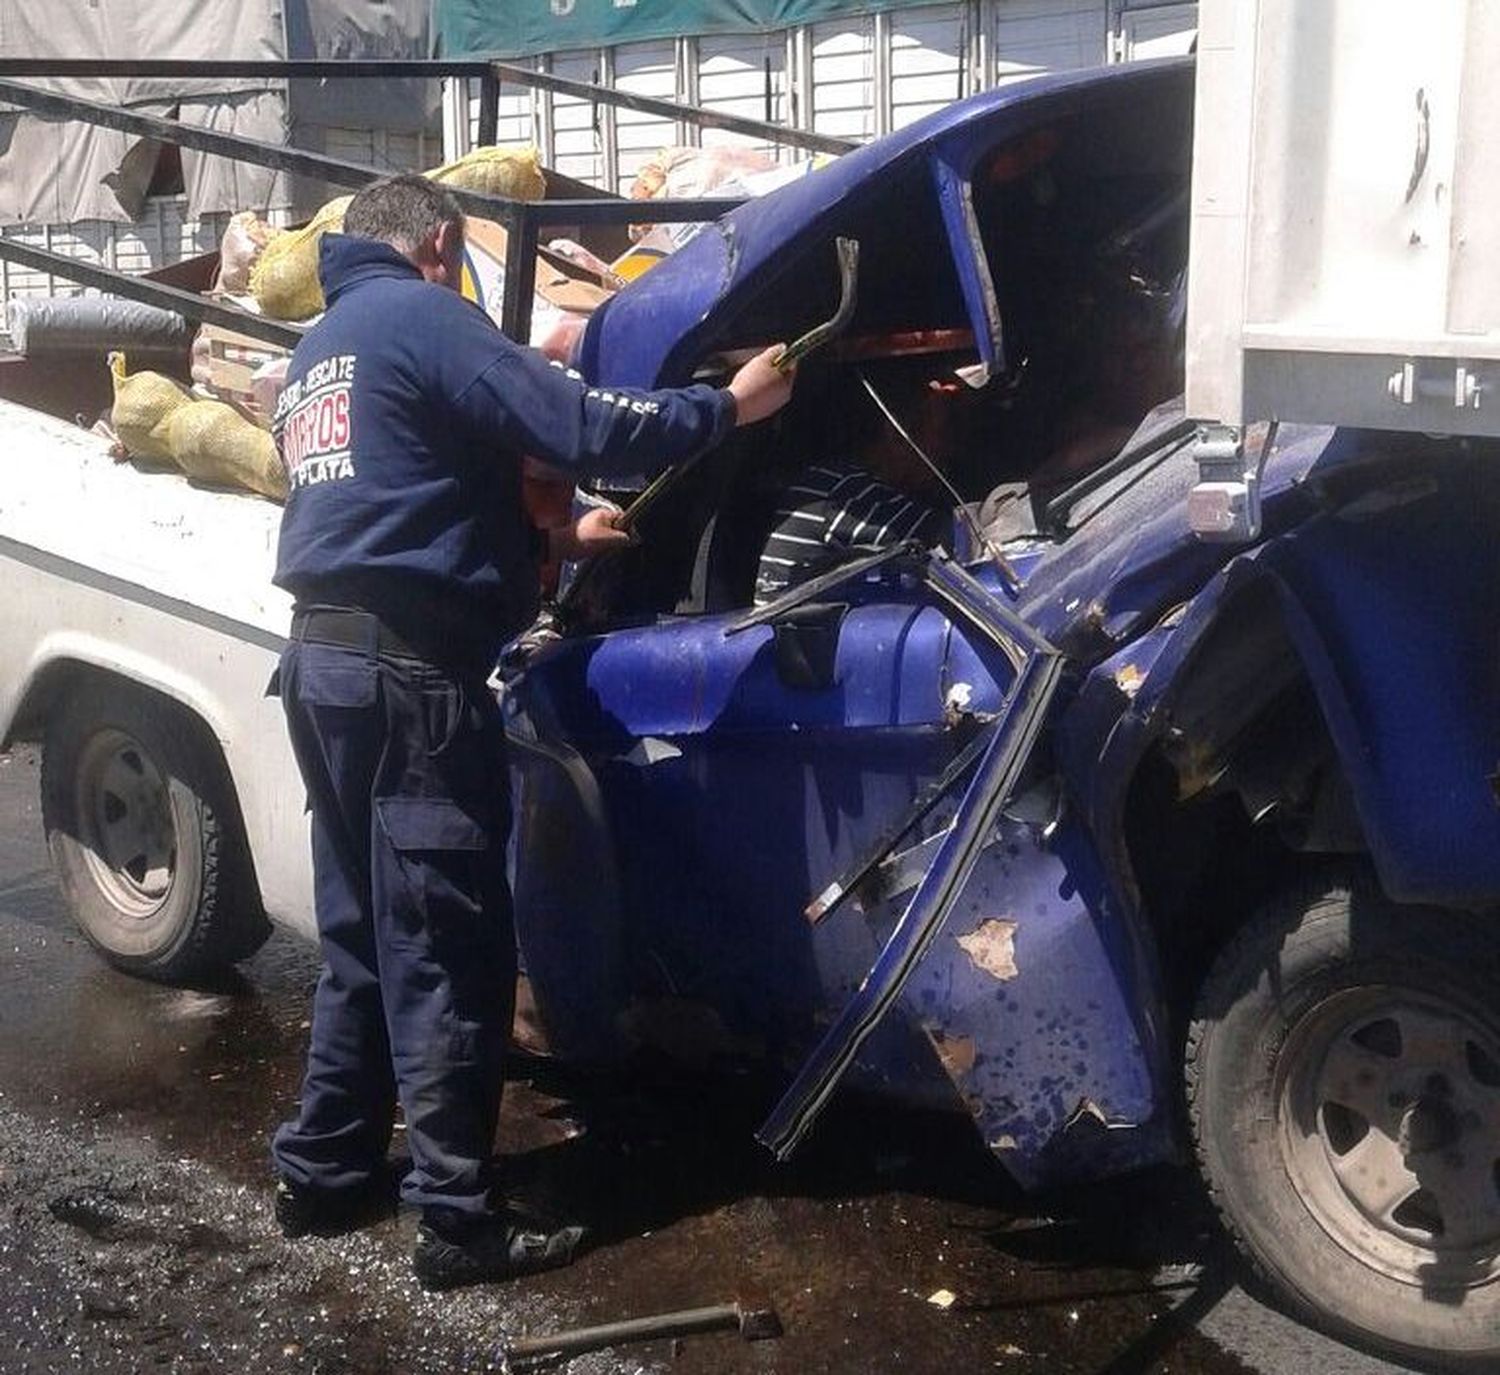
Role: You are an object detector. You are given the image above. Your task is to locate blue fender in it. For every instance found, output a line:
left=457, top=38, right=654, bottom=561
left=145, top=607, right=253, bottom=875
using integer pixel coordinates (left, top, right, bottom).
left=1251, top=468, right=1500, bottom=903
left=1060, top=454, right=1500, bottom=939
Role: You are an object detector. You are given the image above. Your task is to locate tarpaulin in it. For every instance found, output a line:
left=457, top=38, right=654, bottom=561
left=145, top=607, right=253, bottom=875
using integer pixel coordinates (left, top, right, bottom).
left=0, top=0, right=285, bottom=221
left=0, top=0, right=438, bottom=224
left=285, top=0, right=442, bottom=133
left=436, top=0, right=930, bottom=58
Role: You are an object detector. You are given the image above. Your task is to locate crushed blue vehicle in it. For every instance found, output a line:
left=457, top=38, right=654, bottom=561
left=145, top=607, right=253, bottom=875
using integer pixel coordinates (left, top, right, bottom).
left=502, top=57, right=1500, bottom=1368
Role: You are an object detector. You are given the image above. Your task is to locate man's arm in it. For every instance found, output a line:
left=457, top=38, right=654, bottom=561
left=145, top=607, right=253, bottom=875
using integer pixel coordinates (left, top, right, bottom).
left=450, top=328, right=792, bottom=479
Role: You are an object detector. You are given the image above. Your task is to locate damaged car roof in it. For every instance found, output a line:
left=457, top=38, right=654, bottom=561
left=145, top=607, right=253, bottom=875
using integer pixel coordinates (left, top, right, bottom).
left=578, top=56, right=1195, bottom=390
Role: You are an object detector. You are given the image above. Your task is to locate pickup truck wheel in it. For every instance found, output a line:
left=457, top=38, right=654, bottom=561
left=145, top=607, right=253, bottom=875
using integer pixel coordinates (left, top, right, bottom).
left=1187, top=874, right=1500, bottom=1367
left=40, top=683, right=265, bottom=981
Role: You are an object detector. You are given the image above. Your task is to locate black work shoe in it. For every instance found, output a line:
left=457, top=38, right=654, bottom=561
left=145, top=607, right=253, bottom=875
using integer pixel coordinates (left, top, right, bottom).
left=274, top=1175, right=395, bottom=1239
left=412, top=1213, right=587, bottom=1291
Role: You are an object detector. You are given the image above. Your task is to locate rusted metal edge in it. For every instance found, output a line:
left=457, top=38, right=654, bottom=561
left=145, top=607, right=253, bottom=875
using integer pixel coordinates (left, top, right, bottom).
left=805, top=718, right=993, bottom=924
left=758, top=554, right=1062, bottom=1160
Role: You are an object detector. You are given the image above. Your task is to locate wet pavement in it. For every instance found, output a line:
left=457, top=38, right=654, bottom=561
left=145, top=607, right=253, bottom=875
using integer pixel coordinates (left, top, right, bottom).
left=0, top=746, right=1429, bottom=1374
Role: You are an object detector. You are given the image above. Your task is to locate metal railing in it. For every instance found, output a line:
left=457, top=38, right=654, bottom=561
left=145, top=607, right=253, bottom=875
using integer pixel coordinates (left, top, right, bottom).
left=0, top=58, right=854, bottom=345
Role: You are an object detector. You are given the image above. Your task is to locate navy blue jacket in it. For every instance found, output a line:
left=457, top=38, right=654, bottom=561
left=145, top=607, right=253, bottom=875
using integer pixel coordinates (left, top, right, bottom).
left=273, top=234, right=736, bottom=669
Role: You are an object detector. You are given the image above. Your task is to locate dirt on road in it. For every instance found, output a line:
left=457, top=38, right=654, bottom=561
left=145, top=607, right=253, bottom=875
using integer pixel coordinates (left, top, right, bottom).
left=0, top=746, right=1273, bottom=1374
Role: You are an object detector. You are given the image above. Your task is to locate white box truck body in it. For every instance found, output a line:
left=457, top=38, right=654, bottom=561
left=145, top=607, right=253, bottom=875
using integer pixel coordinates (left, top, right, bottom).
left=1185, top=0, right=1500, bottom=534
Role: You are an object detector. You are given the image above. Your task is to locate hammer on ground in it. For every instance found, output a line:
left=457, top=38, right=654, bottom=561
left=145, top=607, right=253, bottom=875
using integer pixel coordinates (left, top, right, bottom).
left=500, top=1295, right=783, bottom=1365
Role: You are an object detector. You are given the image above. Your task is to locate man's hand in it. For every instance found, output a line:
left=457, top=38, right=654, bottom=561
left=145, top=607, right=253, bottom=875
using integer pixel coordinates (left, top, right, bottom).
left=548, top=505, right=632, bottom=562
left=727, top=345, right=796, bottom=427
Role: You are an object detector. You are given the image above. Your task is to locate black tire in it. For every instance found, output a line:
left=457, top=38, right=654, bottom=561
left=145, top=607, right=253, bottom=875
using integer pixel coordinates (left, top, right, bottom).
left=40, top=680, right=268, bottom=981
left=1187, top=872, right=1500, bottom=1368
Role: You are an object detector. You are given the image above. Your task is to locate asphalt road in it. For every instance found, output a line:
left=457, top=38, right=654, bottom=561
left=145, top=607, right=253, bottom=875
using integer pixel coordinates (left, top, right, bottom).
left=0, top=745, right=1430, bottom=1375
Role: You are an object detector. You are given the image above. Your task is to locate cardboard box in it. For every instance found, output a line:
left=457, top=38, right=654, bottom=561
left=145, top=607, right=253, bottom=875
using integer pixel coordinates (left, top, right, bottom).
left=459, top=217, right=614, bottom=333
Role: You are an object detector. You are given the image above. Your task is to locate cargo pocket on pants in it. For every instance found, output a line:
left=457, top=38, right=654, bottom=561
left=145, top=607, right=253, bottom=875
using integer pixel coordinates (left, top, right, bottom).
left=374, top=796, right=504, bottom=1067
left=376, top=797, right=488, bottom=854
left=375, top=795, right=500, bottom=947
left=295, top=645, right=378, bottom=708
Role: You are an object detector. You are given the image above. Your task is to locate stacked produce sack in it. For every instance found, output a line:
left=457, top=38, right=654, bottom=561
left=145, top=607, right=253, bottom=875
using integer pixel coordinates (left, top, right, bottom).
left=102, top=148, right=559, bottom=501
left=108, top=353, right=288, bottom=502
left=214, top=211, right=279, bottom=295
left=238, top=146, right=547, bottom=322
left=428, top=145, right=546, bottom=200
left=248, top=195, right=352, bottom=322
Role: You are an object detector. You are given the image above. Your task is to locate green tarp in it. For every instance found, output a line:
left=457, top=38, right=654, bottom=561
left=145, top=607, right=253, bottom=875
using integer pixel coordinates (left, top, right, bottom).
left=436, top=1, right=927, bottom=59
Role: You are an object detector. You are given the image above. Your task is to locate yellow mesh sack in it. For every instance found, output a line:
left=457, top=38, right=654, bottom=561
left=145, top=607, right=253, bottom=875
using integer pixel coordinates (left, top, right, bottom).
left=108, top=352, right=194, bottom=463
left=249, top=195, right=352, bottom=321
left=165, top=398, right=288, bottom=503
left=426, top=146, right=546, bottom=201
left=248, top=151, right=543, bottom=321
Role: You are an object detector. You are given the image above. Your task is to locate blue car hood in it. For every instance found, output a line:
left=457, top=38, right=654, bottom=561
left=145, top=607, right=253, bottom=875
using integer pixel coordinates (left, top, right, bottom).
left=1014, top=409, right=1363, bottom=659
left=579, top=57, right=1195, bottom=389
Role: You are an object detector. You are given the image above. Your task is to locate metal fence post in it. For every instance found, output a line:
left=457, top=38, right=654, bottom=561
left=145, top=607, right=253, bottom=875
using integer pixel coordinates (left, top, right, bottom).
left=499, top=205, right=539, bottom=344
left=477, top=64, right=500, bottom=146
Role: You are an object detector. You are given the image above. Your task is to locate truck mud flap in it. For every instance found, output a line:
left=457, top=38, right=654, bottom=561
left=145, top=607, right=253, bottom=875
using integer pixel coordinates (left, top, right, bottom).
left=756, top=553, right=1064, bottom=1160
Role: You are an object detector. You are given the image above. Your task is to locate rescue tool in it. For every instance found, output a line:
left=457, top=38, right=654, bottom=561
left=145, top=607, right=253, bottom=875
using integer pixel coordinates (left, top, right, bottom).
left=614, top=235, right=860, bottom=537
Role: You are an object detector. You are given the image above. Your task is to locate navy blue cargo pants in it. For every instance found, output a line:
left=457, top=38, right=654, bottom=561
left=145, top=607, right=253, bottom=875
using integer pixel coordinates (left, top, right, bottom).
left=270, top=629, right=513, bottom=1220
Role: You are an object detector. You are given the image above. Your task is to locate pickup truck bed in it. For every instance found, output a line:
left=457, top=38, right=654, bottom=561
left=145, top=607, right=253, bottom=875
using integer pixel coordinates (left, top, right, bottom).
left=0, top=398, right=312, bottom=939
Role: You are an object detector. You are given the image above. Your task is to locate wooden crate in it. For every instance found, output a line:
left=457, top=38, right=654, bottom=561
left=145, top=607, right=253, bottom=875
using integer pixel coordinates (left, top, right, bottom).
left=198, top=323, right=289, bottom=424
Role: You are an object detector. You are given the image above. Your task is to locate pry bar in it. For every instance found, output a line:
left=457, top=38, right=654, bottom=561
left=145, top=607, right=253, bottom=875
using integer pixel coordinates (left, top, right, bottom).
left=502, top=1297, right=782, bottom=1365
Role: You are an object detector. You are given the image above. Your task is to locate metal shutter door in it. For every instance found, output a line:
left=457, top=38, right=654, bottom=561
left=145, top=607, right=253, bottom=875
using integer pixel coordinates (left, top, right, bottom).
left=992, top=0, right=1109, bottom=84
left=612, top=41, right=680, bottom=194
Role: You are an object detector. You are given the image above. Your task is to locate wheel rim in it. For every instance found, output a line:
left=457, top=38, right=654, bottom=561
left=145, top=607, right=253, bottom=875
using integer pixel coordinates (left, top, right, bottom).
left=73, top=728, right=177, bottom=919
left=1278, top=984, right=1500, bottom=1291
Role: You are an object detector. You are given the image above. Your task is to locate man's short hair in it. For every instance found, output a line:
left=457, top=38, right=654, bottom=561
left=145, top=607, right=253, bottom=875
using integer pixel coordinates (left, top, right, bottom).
left=343, top=173, right=464, bottom=253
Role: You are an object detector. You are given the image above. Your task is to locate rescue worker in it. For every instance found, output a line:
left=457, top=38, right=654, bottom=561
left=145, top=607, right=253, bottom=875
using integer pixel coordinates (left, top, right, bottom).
left=267, top=173, right=794, bottom=1289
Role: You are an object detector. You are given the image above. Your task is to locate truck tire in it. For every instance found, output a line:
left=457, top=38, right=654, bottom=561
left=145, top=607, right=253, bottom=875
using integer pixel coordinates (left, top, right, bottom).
left=1187, top=873, right=1500, bottom=1367
left=40, top=681, right=267, bottom=981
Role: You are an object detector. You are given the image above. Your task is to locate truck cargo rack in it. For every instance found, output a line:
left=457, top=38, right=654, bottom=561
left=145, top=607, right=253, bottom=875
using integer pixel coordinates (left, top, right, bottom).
left=0, top=58, right=856, bottom=347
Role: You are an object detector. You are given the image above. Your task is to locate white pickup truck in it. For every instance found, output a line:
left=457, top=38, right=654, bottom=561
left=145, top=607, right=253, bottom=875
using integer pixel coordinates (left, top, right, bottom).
left=0, top=399, right=310, bottom=975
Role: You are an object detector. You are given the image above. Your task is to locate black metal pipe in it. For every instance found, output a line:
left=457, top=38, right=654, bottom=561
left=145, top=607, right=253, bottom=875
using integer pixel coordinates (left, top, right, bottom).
left=0, top=57, right=856, bottom=155
left=518, top=196, right=745, bottom=225
left=476, top=68, right=500, bottom=147
left=0, top=78, right=531, bottom=228
left=0, top=78, right=401, bottom=195
left=0, top=239, right=303, bottom=350
left=0, top=59, right=493, bottom=79
left=499, top=215, right=540, bottom=343
left=0, top=80, right=743, bottom=228
left=0, top=67, right=749, bottom=346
